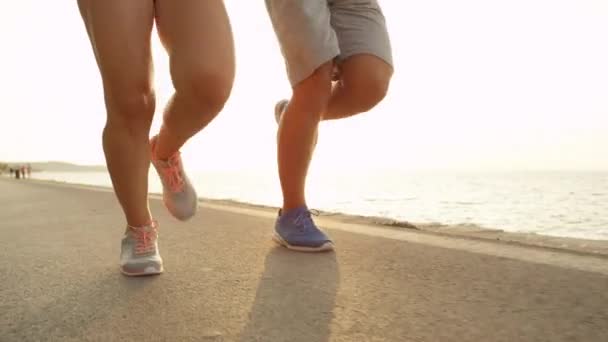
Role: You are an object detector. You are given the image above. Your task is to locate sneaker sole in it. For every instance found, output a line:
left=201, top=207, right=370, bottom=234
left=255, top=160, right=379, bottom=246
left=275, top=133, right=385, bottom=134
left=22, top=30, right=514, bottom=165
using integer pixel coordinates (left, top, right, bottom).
left=164, top=189, right=198, bottom=221
left=272, top=233, right=334, bottom=253
left=168, top=206, right=197, bottom=222
left=120, top=265, right=164, bottom=277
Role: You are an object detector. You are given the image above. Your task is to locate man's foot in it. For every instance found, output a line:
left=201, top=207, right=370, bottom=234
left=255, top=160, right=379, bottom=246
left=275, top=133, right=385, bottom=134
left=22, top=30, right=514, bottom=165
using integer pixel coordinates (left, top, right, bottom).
left=120, top=221, right=163, bottom=276
left=150, top=136, right=198, bottom=221
left=273, top=206, right=334, bottom=252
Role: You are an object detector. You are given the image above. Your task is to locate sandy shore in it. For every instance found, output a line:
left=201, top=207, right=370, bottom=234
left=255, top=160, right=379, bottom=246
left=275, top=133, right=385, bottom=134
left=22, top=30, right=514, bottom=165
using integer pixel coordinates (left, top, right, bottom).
left=1, top=177, right=607, bottom=341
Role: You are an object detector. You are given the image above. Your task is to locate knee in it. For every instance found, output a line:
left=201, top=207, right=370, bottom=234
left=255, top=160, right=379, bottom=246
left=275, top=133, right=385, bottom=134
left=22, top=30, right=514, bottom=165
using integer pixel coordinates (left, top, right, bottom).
left=345, top=71, right=391, bottom=113
left=291, top=62, right=333, bottom=120
left=104, top=84, right=156, bottom=136
left=171, top=63, right=234, bottom=116
left=339, top=55, right=393, bottom=114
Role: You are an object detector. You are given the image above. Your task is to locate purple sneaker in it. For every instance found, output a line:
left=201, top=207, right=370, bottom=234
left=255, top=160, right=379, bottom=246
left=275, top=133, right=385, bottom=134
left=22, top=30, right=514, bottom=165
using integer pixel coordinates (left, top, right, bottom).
left=273, top=206, right=334, bottom=252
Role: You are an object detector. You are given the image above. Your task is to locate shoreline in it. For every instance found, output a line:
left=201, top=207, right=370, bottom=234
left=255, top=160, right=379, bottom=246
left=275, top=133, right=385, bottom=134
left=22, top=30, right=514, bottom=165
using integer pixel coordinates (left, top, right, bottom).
left=9, top=176, right=608, bottom=258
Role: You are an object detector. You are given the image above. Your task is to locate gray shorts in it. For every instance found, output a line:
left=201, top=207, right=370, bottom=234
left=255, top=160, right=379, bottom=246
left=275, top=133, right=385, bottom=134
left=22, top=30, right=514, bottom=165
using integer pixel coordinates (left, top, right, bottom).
left=265, top=0, right=393, bottom=86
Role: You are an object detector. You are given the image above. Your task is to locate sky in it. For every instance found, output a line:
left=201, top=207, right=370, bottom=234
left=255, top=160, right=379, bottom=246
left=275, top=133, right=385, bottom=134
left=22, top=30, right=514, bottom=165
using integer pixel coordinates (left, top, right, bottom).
left=0, top=0, right=606, bottom=172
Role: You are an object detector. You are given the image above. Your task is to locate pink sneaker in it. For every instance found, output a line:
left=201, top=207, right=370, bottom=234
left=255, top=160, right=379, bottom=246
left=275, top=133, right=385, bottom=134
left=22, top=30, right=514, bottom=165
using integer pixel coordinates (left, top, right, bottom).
left=150, top=136, right=198, bottom=221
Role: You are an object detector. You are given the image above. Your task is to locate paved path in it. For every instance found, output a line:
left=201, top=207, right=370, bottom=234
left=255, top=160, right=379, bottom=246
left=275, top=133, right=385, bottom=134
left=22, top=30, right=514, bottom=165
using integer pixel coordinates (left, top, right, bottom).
left=1, top=178, right=607, bottom=341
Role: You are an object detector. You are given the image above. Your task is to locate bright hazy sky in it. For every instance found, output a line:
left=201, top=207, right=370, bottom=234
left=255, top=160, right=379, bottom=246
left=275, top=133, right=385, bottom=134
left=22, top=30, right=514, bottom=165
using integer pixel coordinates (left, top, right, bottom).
left=0, top=0, right=606, bottom=172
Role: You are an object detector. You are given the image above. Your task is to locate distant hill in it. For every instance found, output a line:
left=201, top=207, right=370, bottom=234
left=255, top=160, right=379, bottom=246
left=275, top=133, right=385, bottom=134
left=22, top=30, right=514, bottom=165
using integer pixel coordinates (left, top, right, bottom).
left=24, top=162, right=106, bottom=172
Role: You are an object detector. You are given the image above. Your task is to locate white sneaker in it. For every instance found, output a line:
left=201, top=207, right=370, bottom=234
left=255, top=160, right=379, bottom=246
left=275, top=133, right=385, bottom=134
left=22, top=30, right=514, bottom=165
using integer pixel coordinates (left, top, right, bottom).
left=150, top=136, right=198, bottom=221
left=120, top=221, right=163, bottom=276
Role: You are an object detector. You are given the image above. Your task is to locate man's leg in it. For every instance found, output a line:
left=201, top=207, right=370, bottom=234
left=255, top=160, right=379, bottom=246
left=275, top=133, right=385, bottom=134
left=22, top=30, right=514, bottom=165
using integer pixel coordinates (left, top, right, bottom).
left=278, top=62, right=333, bottom=210
left=266, top=0, right=336, bottom=251
left=275, top=69, right=335, bottom=252
left=323, top=54, right=393, bottom=120
left=266, top=0, right=339, bottom=211
left=276, top=55, right=392, bottom=150
left=323, top=0, right=394, bottom=120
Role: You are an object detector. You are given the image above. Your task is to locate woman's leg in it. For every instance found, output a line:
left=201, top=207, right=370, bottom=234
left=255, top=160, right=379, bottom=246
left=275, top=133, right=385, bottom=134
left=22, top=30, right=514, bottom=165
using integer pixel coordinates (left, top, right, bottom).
left=153, top=0, right=235, bottom=160
left=77, top=0, right=156, bottom=227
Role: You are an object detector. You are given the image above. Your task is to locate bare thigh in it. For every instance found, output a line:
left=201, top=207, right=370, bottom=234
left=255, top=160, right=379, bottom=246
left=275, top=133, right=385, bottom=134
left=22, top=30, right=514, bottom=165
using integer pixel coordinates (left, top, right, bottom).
left=77, top=0, right=155, bottom=114
left=339, top=54, right=393, bottom=86
left=154, top=0, right=235, bottom=98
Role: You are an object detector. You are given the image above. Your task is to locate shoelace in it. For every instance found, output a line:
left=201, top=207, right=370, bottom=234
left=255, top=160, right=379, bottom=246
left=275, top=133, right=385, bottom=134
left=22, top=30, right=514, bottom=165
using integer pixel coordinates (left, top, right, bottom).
left=292, top=210, right=320, bottom=233
left=128, top=222, right=158, bottom=255
left=161, top=153, right=185, bottom=193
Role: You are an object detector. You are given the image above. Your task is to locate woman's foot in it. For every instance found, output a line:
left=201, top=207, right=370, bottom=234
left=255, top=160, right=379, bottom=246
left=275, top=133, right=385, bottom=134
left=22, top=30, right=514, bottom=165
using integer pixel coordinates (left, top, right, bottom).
left=120, top=221, right=163, bottom=276
left=150, top=136, right=198, bottom=221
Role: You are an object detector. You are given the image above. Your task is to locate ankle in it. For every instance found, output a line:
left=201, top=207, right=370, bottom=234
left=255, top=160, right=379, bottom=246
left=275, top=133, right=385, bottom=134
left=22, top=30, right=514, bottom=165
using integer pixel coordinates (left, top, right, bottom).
left=151, top=132, right=179, bottom=161
left=126, top=215, right=154, bottom=228
left=282, top=201, right=307, bottom=213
